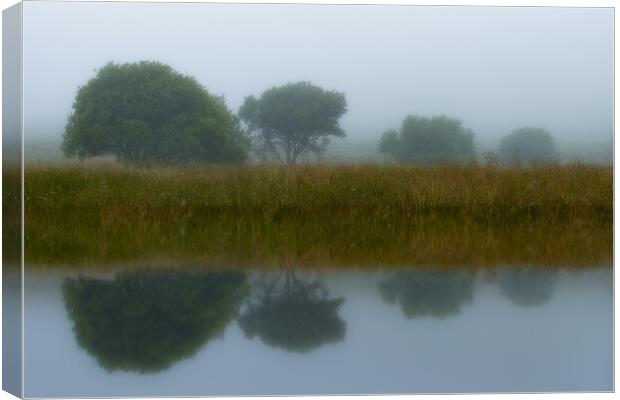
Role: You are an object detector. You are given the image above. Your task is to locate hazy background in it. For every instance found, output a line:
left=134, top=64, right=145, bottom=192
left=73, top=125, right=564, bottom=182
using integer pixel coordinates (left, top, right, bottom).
left=22, top=2, right=613, bottom=162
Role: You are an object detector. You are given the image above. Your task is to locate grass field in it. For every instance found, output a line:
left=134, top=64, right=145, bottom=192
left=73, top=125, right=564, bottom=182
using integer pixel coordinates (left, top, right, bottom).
left=6, top=163, right=612, bottom=269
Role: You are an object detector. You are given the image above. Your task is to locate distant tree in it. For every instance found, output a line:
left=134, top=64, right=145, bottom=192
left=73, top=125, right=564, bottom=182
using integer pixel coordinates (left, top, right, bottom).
left=62, top=269, right=248, bottom=373
left=238, top=82, right=347, bottom=165
left=483, top=151, right=499, bottom=166
left=378, top=115, right=476, bottom=164
left=377, top=129, right=400, bottom=159
left=62, top=61, right=249, bottom=165
left=498, top=127, right=558, bottom=166
left=238, top=271, right=346, bottom=352
left=498, top=268, right=556, bottom=307
left=379, top=270, right=475, bottom=318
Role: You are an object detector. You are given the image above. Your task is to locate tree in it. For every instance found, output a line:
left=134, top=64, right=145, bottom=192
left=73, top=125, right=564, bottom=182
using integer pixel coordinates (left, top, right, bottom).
left=238, top=82, right=347, bottom=165
left=498, top=127, right=558, bottom=166
left=378, top=129, right=400, bottom=158
left=62, top=269, right=248, bottom=373
left=378, top=115, right=476, bottom=164
left=238, top=271, right=346, bottom=352
left=62, top=61, right=249, bottom=165
left=379, top=270, right=475, bottom=319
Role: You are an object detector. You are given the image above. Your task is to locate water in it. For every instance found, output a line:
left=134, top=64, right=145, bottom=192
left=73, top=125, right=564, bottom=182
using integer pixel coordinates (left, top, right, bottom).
left=23, top=267, right=612, bottom=397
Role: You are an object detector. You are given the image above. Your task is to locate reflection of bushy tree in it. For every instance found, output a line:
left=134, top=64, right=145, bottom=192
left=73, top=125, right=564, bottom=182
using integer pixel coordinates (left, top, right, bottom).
left=62, top=269, right=248, bottom=373
left=239, top=272, right=345, bottom=353
left=379, top=270, right=474, bottom=318
left=498, top=268, right=556, bottom=307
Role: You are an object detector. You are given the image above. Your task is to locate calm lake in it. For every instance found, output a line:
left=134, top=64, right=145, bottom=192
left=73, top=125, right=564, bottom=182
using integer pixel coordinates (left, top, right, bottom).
left=22, top=266, right=612, bottom=397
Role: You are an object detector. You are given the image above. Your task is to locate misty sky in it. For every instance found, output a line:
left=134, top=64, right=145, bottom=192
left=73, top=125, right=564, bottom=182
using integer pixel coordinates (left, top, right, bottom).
left=23, top=2, right=613, bottom=148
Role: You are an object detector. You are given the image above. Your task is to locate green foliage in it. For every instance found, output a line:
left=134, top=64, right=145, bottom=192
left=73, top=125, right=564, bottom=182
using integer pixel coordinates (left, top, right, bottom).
left=498, top=268, right=556, bottom=307
left=379, top=115, right=476, bottom=164
left=62, top=269, right=248, bottom=373
left=377, top=129, right=400, bottom=160
left=239, top=81, right=347, bottom=165
left=498, top=127, right=558, bottom=166
left=62, top=61, right=249, bottom=165
left=239, top=272, right=345, bottom=352
left=379, top=270, right=474, bottom=318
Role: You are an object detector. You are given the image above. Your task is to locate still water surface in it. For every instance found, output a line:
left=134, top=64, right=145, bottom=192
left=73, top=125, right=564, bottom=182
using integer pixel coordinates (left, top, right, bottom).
left=24, top=267, right=612, bottom=397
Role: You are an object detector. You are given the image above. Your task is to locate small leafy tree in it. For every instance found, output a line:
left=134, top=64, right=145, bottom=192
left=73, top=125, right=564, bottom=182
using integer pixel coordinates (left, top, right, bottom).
left=378, top=115, right=476, bottom=164
left=62, top=61, right=249, bottom=165
left=239, top=82, right=347, bottom=165
left=498, top=127, right=558, bottom=166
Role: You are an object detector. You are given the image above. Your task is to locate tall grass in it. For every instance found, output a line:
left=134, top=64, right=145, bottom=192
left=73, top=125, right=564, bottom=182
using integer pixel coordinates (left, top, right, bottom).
left=12, top=163, right=612, bottom=269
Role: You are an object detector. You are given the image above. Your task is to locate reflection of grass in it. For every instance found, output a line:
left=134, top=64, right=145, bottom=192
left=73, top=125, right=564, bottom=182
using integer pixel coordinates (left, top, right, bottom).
left=15, top=164, right=612, bottom=268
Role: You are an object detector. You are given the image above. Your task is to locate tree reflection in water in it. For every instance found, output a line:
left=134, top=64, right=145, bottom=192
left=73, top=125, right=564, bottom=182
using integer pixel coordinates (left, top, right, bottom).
left=498, top=268, right=556, bottom=307
left=379, top=269, right=475, bottom=318
left=239, top=271, right=346, bottom=353
left=62, top=269, right=248, bottom=373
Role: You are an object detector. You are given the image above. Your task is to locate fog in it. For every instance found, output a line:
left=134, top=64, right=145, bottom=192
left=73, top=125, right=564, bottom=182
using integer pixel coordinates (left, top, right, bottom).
left=22, top=2, right=613, bottom=158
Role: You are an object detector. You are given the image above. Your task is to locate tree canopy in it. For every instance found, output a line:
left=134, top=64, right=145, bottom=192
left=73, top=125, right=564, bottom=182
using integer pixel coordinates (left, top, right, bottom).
left=238, top=272, right=346, bottom=352
left=238, top=81, right=347, bottom=165
left=62, top=61, right=249, bottom=165
left=498, top=127, right=558, bottom=166
left=378, top=115, right=476, bottom=164
left=62, top=269, right=248, bottom=373
left=379, top=270, right=475, bottom=319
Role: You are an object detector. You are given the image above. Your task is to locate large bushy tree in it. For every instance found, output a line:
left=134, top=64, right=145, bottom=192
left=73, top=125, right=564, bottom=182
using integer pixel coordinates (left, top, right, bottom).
left=239, top=82, right=347, bottom=165
left=62, top=61, right=249, bottom=165
left=498, top=127, right=557, bottom=166
left=378, top=115, right=476, bottom=164
left=62, top=269, right=248, bottom=373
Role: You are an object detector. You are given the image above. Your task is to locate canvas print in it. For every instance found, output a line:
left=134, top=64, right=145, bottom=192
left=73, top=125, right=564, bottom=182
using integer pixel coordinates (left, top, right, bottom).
left=2, top=1, right=613, bottom=398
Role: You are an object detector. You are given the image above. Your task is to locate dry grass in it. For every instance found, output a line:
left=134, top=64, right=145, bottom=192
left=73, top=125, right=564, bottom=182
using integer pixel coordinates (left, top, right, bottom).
left=7, top=163, right=612, bottom=269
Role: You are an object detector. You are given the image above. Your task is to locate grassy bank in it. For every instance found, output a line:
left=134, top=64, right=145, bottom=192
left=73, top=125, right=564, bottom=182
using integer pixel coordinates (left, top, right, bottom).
left=9, top=163, right=613, bottom=269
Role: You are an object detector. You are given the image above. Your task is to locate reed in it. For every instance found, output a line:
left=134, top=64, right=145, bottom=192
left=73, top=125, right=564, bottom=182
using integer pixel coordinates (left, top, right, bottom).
left=10, top=163, right=611, bottom=269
